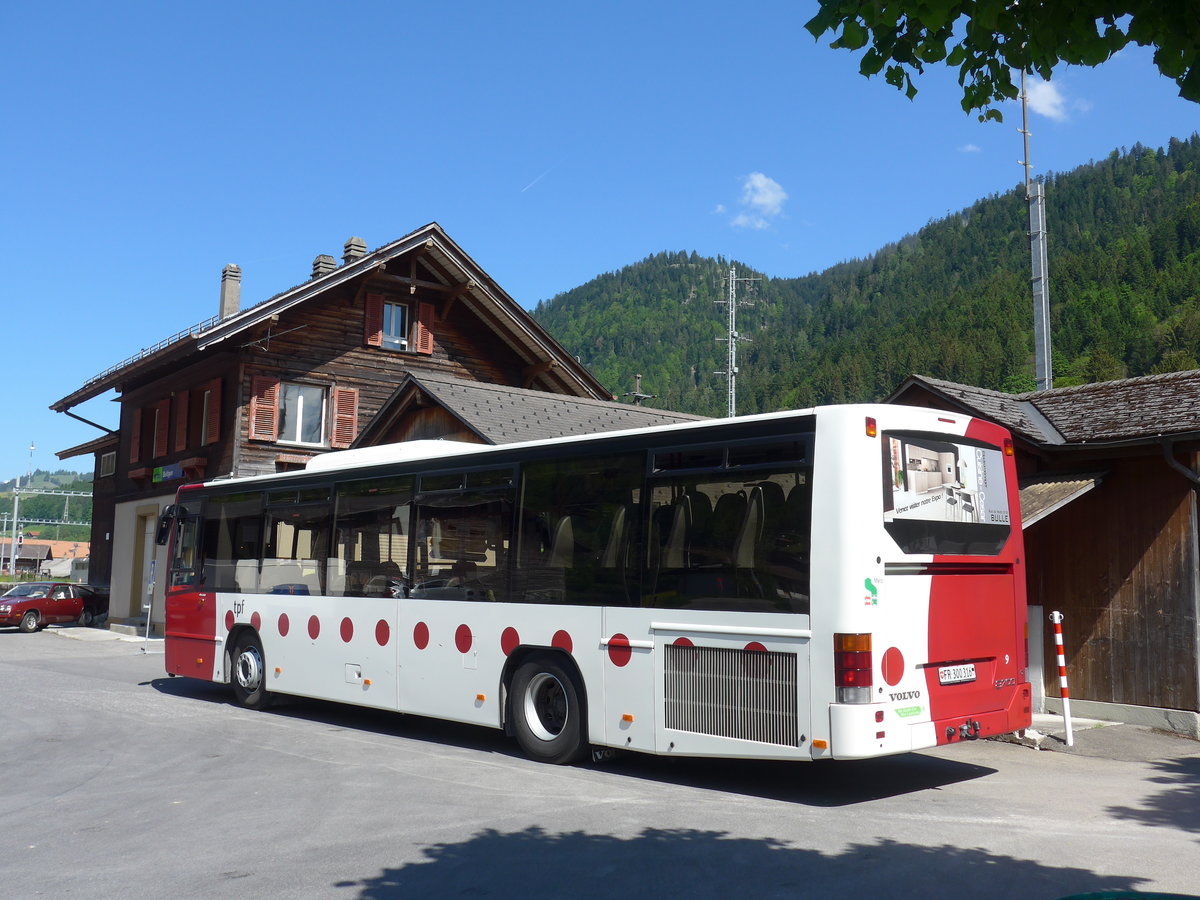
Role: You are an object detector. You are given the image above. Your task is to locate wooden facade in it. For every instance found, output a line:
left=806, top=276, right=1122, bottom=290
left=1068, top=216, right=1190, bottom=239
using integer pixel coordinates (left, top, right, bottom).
left=891, top=374, right=1200, bottom=732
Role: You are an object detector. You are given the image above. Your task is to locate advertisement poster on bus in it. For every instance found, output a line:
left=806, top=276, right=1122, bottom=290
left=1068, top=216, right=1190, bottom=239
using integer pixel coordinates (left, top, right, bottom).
left=884, top=435, right=1010, bottom=527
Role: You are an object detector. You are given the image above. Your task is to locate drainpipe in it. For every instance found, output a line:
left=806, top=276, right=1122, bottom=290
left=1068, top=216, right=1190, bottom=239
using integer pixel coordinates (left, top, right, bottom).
left=1161, top=438, right=1200, bottom=490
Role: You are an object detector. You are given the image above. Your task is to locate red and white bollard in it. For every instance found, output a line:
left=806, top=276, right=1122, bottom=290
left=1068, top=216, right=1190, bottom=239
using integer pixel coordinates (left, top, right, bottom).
left=1049, top=611, right=1073, bottom=747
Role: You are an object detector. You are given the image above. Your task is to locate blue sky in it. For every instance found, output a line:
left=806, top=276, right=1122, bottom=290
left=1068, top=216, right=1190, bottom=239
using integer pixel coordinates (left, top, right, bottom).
left=2, top=1, right=1197, bottom=482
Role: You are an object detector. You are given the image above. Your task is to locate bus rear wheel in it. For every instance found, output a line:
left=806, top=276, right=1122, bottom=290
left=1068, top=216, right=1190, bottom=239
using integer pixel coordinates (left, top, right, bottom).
left=510, top=656, right=587, bottom=764
left=232, top=634, right=272, bottom=710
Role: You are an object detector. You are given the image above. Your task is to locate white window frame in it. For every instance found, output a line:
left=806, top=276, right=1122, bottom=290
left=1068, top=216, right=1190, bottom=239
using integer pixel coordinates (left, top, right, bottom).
left=382, top=301, right=409, bottom=351
left=278, top=383, right=328, bottom=447
left=99, top=451, right=116, bottom=478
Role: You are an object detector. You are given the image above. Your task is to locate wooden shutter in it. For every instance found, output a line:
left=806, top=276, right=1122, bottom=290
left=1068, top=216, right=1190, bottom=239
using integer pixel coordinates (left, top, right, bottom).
left=153, top=399, right=171, bottom=458
left=129, top=407, right=143, bottom=464
left=249, top=376, right=280, bottom=441
left=364, top=293, right=384, bottom=347
left=204, top=377, right=222, bottom=445
left=330, top=387, right=358, bottom=448
left=174, top=391, right=190, bottom=453
left=414, top=302, right=435, bottom=355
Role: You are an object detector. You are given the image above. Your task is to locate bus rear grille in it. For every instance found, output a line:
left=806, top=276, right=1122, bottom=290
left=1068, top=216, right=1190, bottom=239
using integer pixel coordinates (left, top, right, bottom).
left=664, top=644, right=799, bottom=747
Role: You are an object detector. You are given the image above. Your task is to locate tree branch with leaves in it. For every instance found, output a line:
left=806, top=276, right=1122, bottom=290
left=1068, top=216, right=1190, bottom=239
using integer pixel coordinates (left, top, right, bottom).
left=805, top=1, right=1200, bottom=121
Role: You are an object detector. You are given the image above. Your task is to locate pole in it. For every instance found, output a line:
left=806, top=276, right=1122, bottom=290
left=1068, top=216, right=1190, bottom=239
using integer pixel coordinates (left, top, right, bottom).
left=1049, top=610, right=1074, bottom=746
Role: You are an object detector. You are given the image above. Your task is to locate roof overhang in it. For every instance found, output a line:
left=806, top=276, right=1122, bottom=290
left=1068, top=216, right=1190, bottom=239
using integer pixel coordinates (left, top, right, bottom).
left=1019, top=472, right=1105, bottom=528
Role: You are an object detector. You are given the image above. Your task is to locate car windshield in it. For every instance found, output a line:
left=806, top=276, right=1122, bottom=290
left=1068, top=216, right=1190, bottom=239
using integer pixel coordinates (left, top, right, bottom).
left=4, top=584, right=50, bottom=597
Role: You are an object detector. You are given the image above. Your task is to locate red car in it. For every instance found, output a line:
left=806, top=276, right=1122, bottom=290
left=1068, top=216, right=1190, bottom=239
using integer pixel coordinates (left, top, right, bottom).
left=0, top=582, right=109, bottom=632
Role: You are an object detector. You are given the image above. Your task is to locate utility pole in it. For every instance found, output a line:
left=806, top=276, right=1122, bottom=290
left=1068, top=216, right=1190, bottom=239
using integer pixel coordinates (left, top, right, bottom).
left=623, top=374, right=657, bottom=407
left=1020, top=70, right=1053, bottom=390
left=715, top=266, right=758, bottom=417
left=8, top=442, right=34, bottom=577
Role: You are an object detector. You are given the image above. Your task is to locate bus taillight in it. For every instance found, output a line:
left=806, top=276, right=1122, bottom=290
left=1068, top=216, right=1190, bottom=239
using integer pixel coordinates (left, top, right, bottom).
left=834, top=633, right=873, bottom=703
left=1004, top=437, right=1014, bottom=457
left=865, top=417, right=877, bottom=438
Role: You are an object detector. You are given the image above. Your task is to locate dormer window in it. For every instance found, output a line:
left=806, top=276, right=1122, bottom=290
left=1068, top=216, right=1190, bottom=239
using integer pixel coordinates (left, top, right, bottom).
left=364, top=292, right=435, bottom=355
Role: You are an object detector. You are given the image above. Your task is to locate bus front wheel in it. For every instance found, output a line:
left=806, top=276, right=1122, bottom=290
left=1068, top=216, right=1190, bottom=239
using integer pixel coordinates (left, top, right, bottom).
left=510, top=656, right=587, bottom=764
left=232, top=634, right=272, bottom=710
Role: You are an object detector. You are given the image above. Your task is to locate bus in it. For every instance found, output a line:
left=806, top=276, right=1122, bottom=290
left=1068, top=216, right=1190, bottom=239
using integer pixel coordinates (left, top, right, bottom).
left=160, top=404, right=1030, bottom=764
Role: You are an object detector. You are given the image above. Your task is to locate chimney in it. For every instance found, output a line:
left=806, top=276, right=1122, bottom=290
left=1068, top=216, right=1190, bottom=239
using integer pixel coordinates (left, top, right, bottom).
left=343, top=236, right=367, bottom=264
left=312, top=254, right=336, bottom=279
left=219, top=264, right=242, bottom=320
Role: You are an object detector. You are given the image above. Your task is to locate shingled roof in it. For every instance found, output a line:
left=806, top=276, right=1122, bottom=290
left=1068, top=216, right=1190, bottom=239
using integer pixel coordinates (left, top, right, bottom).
left=358, top=371, right=706, bottom=447
left=891, top=369, right=1200, bottom=447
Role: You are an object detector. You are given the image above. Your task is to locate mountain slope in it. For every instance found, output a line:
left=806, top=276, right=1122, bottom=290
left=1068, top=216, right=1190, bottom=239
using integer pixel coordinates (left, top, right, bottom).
left=533, top=135, right=1200, bottom=416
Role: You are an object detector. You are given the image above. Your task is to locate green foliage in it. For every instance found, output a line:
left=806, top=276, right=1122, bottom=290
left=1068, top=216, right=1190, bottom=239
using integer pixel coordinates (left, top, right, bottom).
left=534, top=136, right=1200, bottom=414
left=805, top=1, right=1200, bottom=121
left=0, top=469, right=92, bottom=542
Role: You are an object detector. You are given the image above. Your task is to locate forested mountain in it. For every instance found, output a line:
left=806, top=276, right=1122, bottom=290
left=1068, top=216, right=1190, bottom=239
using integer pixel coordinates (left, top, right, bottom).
left=533, top=135, right=1200, bottom=417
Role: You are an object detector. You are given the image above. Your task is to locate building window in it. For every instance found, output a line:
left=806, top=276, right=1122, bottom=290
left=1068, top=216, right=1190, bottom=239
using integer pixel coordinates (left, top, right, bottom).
left=99, top=452, right=116, bottom=478
left=382, top=301, right=408, bottom=350
left=279, top=383, right=326, bottom=445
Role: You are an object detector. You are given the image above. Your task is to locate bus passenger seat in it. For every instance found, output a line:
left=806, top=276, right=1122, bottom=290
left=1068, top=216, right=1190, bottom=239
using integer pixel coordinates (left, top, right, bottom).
left=547, top=516, right=575, bottom=569
left=600, top=506, right=628, bottom=569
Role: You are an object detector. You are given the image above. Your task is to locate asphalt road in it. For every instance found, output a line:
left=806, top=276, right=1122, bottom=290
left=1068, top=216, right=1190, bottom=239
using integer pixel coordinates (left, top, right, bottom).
left=2, top=626, right=1198, bottom=899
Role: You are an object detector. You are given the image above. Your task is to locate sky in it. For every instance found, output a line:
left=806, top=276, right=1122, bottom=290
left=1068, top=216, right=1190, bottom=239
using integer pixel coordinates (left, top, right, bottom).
left=2, top=0, right=1197, bottom=482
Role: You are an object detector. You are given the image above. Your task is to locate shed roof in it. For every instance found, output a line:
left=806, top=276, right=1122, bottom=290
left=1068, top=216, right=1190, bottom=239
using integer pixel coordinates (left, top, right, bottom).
left=891, top=369, right=1200, bottom=447
left=358, top=371, right=706, bottom=447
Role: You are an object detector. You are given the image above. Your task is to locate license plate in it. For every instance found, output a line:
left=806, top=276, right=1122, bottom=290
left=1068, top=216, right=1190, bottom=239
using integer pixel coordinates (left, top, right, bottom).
left=938, top=663, right=976, bottom=685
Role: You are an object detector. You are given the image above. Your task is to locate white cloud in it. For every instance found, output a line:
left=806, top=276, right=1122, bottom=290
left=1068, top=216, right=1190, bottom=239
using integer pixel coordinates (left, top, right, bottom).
left=1026, top=78, right=1068, bottom=121
left=960, top=143, right=981, bottom=153
left=730, top=172, right=787, bottom=229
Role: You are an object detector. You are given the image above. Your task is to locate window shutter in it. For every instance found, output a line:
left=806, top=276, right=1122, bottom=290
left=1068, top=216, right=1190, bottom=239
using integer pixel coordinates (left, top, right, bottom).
left=330, top=387, right=358, bottom=448
left=249, top=376, right=280, bottom=441
left=204, top=377, right=222, bottom=445
left=153, top=399, right=171, bottom=458
left=174, top=391, right=190, bottom=453
left=364, top=293, right=384, bottom=347
left=129, top=407, right=143, bottom=464
left=415, top=302, right=435, bottom=355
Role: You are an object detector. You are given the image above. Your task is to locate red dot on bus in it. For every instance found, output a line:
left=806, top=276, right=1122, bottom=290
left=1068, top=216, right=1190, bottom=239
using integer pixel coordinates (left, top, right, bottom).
left=278, top=613, right=289, bottom=637
left=308, top=615, right=320, bottom=640
left=340, top=617, right=354, bottom=643
left=552, top=630, right=573, bottom=654
left=375, top=620, right=390, bottom=647
left=744, top=641, right=767, bottom=653
left=455, top=624, right=473, bottom=654
left=413, top=621, right=429, bottom=650
left=882, top=647, right=905, bottom=686
left=607, top=633, right=632, bottom=667
left=673, top=637, right=694, bottom=647
left=251, top=611, right=261, bottom=631
left=224, top=610, right=234, bottom=631
left=501, top=626, right=520, bottom=656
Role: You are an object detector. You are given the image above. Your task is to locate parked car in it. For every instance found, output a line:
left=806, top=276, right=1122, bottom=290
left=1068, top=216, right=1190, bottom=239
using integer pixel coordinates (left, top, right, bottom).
left=0, top=582, right=109, bottom=632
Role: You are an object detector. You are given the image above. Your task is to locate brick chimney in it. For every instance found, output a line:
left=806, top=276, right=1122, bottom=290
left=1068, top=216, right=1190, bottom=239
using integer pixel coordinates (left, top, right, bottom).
left=312, top=254, right=336, bottom=279
left=219, top=264, right=242, bottom=320
left=343, top=236, right=367, bottom=264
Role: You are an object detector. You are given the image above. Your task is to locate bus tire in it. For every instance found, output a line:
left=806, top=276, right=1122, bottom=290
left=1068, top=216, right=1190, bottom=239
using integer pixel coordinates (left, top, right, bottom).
left=232, top=634, right=272, bottom=710
left=509, top=656, right=587, bottom=764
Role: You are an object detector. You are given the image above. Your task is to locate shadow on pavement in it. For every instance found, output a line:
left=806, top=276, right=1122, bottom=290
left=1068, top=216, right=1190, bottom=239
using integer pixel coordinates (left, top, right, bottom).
left=333, top=827, right=1150, bottom=899
left=149, top=676, right=994, bottom=807
left=1105, top=755, right=1200, bottom=835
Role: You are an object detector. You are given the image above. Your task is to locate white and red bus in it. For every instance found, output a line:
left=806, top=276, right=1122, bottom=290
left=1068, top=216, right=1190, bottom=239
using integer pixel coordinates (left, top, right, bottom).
left=161, top=404, right=1030, bottom=764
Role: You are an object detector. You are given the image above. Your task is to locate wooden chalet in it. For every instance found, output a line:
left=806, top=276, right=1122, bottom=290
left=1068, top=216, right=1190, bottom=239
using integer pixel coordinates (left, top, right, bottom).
left=890, top=371, right=1200, bottom=737
left=52, top=223, right=688, bottom=632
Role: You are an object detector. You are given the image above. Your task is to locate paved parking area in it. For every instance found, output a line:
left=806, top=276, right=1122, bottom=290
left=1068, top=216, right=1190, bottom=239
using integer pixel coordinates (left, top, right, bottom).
left=2, top=626, right=1198, bottom=899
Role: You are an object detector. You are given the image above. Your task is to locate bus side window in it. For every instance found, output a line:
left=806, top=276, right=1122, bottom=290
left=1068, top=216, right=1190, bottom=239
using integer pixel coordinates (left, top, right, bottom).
left=202, top=492, right=265, bottom=592
left=515, top=453, right=642, bottom=606
left=332, top=477, right=413, bottom=598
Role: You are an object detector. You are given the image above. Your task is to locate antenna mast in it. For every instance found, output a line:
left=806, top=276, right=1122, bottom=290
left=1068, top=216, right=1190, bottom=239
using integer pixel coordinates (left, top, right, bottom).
left=715, top=265, right=759, bottom=417
left=1020, top=69, right=1053, bottom=390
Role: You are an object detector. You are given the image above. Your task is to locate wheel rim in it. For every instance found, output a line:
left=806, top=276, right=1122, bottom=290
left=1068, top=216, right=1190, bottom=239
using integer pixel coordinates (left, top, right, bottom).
left=23, top=612, right=37, bottom=629
left=523, top=672, right=568, bottom=742
left=236, top=645, right=264, bottom=692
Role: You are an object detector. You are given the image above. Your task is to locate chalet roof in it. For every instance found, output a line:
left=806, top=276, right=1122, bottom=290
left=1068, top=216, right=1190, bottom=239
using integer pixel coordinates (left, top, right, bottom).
left=891, top=369, right=1200, bottom=447
left=1018, top=472, right=1104, bottom=528
left=0, top=542, right=53, bottom=562
left=51, top=222, right=610, bottom=411
left=357, top=371, right=706, bottom=447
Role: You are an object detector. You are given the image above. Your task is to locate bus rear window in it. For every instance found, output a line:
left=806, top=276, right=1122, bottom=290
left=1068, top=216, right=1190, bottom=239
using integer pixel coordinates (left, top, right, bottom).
left=882, top=432, right=1011, bottom=555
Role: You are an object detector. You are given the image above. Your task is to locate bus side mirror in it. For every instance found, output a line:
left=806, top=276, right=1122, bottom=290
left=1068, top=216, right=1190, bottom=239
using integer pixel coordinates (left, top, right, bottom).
left=155, top=506, right=176, bottom=546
